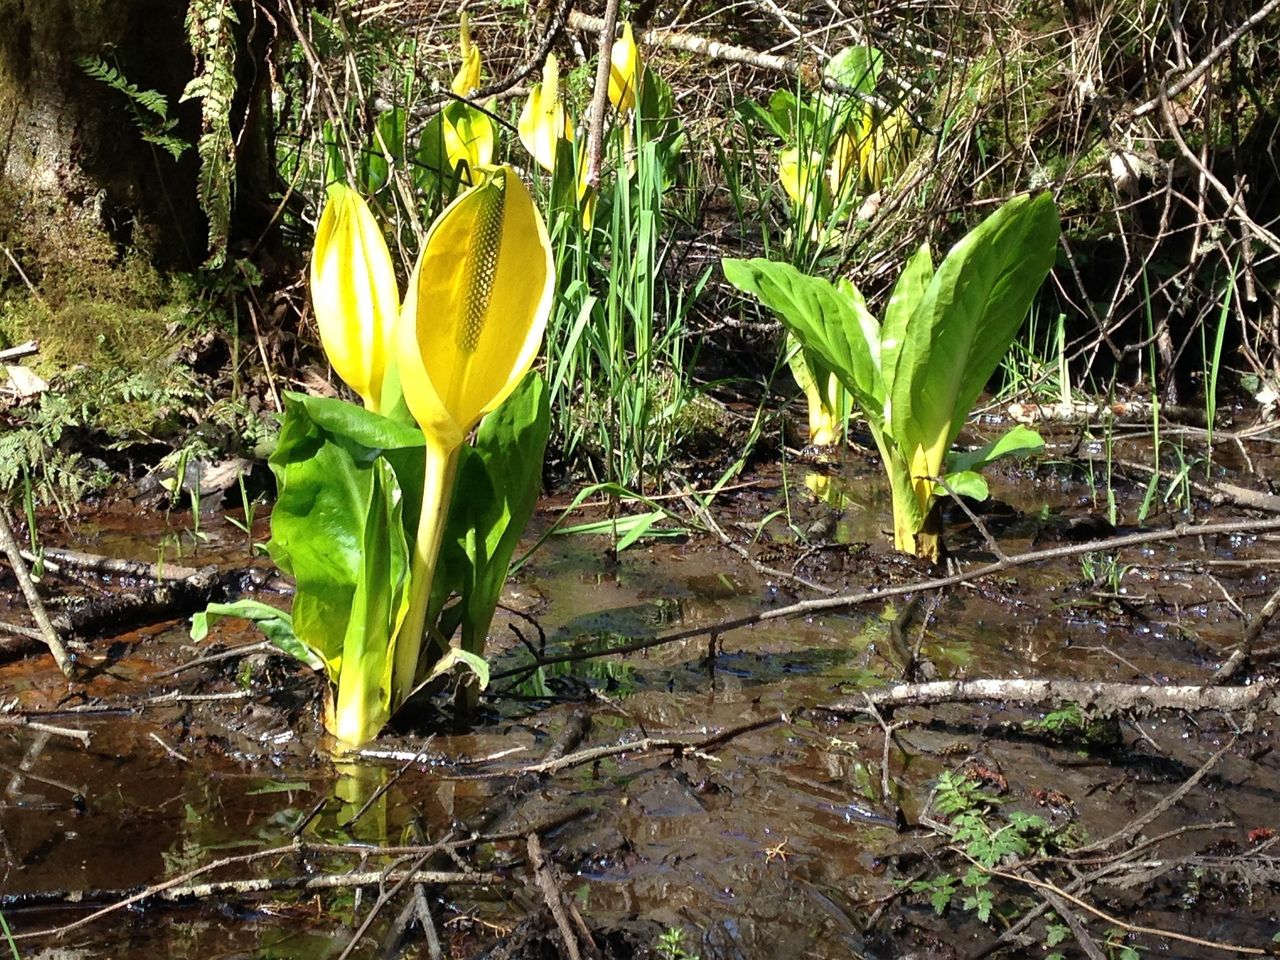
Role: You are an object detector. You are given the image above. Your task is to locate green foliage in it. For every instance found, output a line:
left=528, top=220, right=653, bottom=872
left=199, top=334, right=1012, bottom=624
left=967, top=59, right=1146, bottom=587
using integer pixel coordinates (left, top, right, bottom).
left=543, top=68, right=704, bottom=492
left=197, top=374, right=550, bottom=743
left=723, top=194, right=1058, bottom=558
left=0, top=361, right=203, bottom=511
left=656, top=927, right=700, bottom=960
left=182, top=0, right=240, bottom=267
left=77, top=56, right=188, bottom=160
left=1024, top=702, right=1123, bottom=750
left=911, top=771, right=1057, bottom=924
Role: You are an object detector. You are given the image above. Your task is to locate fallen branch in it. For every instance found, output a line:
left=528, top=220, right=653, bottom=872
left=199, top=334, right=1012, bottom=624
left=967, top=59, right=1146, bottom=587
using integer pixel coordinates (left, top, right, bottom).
left=7, top=839, right=499, bottom=940
left=0, top=340, right=37, bottom=362
left=826, top=678, right=1276, bottom=717
left=0, top=508, right=73, bottom=677
left=527, top=833, right=588, bottom=960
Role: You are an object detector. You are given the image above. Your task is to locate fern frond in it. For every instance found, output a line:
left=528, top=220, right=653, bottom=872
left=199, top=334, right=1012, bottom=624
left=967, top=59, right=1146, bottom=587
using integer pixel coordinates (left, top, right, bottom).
left=182, top=0, right=240, bottom=268
left=78, top=54, right=188, bottom=163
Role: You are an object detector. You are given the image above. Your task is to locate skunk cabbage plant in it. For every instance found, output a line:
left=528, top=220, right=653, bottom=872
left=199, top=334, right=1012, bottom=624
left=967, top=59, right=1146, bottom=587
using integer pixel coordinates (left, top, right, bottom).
left=393, top=165, right=554, bottom=708
left=609, top=22, right=642, bottom=113
left=725, top=193, right=1059, bottom=559
left=194, top=167, right=553, bottom=747
left=518, top=54, right=573, bottom=174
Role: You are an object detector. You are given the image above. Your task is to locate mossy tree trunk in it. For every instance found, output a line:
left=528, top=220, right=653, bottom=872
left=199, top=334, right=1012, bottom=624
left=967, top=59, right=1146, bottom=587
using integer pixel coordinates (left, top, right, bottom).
left=0, top=0, right=206, bottom=272
left=0, top=0, right=281, bottom=281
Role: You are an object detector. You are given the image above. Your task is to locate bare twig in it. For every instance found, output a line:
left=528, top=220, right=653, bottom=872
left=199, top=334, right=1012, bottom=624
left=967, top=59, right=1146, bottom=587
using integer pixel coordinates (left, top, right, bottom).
left=527, top=833, right=586, bottom=960
left=827, top=678, right=1275, bottom=717
left=582, top=0, right=620, bottom=189
left=1076, top=738, right=1236, bottom=854
left=0, top=508, right=73, bottom=677
left=1128, top=0, right=1280, bottom=119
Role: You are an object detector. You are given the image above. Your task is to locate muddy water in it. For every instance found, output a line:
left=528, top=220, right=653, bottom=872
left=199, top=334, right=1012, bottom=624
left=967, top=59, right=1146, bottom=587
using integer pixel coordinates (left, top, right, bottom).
left=2, top=441, right=1279, bottom=958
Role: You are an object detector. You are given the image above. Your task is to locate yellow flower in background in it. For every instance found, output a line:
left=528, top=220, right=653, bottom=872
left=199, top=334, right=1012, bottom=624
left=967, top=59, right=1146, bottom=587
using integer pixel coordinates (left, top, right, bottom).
left=392, top=165, right=554, bottom=704
left=442, top=101, right=495, bottom=174
left=609, top=22, right=641, bottom=112
left=827, top=127, right=859, bottom=199
left=451, top=12, right=481, bottom=96
left=859, top=105, right=913, bottom=190
left=778, top=146, right=824, bottom=206
left=309, top=184, right=400, bottom=413
left=518, top=54, right=574, bottom=173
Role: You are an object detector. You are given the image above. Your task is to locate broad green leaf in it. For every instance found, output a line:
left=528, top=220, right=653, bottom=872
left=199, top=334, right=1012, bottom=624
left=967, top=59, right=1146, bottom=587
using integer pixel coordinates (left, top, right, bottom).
left=824, top=45, right=883, bottom=93
left=945, top=424, right=1044, bottom=474
left=722, top=258, right=883, bottom=419
left=736, top=98, right=787, bottom=140
left=891, top=193, right=1059, bottom=479
left=879, top=243, right=933, bottom=405
left=360, top=107, right=407, bottom=194
left=268, top=393, right=424, bottom=676
left=288, top=392, right=425, bottom=452
left=434, top=372, right=551, bottom=658
left=421, top=647, right=491, bottom=690
left=767, top=89, right=803, bottom=142
left=331, top=456, right=411, bottom=745
left=938, top=470, right=989, bottom=501
left=190, top=599, right=322, bottom=672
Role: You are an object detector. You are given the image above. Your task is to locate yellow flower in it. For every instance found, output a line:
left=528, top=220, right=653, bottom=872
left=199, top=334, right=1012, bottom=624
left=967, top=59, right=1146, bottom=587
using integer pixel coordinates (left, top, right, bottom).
left=451, top=12, right=481, bottom=96
left=609, top=22, right=641, bottom=112
left=827, top=128, right=859, bottom=200
left=518, top=54, right=574, bottom=173
left=778, top=146, right=824, bottom=206
left=309, top=184, right=400, bottom=413
left=442, top=100, right=495, bottom=174
left=392, top=165, right=554, bottom=703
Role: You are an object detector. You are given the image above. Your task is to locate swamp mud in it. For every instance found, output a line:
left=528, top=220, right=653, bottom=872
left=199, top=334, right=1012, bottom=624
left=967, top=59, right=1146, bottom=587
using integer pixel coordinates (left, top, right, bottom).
left=2, top=430, right=1280, bottom=959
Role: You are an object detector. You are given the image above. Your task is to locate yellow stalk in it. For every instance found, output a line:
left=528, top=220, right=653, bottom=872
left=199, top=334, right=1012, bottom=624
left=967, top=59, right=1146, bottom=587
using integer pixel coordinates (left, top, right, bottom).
left=391, top=438, right=459, bottom=708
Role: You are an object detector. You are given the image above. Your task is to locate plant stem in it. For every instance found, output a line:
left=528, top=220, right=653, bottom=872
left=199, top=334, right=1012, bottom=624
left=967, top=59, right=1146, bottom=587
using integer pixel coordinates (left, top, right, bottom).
left=392, top=441, right=460, bottom=709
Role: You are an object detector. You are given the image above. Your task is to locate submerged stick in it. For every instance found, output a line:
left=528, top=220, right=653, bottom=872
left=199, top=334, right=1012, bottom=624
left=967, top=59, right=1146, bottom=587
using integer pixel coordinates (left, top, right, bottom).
left=0, top=508, right=73, bottom=677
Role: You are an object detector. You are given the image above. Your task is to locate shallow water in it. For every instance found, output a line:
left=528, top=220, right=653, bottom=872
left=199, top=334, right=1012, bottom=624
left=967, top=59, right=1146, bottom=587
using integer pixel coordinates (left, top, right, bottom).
left=3, top=437, right=1279, bottom=957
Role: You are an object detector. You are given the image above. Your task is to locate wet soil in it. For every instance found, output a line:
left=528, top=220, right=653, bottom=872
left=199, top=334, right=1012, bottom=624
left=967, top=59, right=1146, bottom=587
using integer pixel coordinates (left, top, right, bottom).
left=2, top=433, right=1280, bottom=958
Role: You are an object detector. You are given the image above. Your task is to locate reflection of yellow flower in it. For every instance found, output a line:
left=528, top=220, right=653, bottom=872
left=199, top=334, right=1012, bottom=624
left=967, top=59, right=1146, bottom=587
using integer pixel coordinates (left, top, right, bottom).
left=309, top=184, right=400, bottom=413
left=518, top=54, right=574, bottom=173
left=451, top=13, right=481, bottom=96
left=392, top=165, right=554, bottom=706
left=609, top=22, right=641, bottom=112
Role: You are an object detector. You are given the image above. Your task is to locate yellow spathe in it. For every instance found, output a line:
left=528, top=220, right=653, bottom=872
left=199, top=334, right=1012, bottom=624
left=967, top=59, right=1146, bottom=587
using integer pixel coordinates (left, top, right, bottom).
left=451, top=12, right=481, bottom=96
left=609, top=22, right=641, bottom=112
left=392, top=165, right=554, bottom=707
left=518, top=54, right=573, bottom=173
left=778, top=146, right=824, bottom=206
left=309, top=184, right=399, bottom=413
left=398, top=166, right=553, bottom=450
